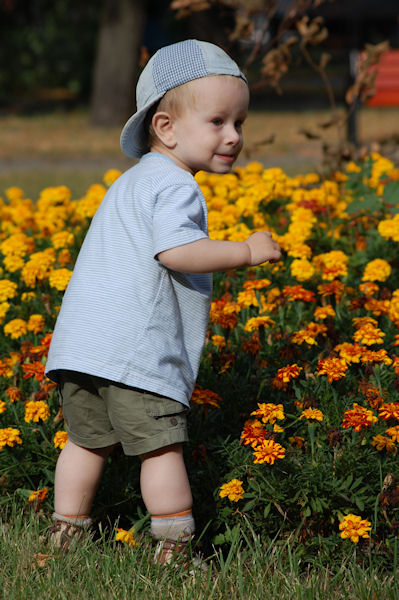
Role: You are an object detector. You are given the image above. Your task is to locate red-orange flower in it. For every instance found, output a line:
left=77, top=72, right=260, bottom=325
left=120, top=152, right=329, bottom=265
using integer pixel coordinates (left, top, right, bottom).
left=317, top=357, right=348, bottom=383
left=22, top=361, right=45, bottom=382
left=275, top=363, right=302, bottom=383
left=253, top=439, right=286, bottom=464
left=342, top=403, right=378, bottom=431
left=379, top=403, right=399, bottom=421
left=282, top=285, right=315, bottom=302
left=240, top=419, right=267, bottom=448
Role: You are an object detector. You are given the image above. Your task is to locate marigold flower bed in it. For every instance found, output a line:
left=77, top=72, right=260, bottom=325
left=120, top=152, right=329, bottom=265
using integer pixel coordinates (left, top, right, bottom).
left=0, top=154, right=398, bottom=562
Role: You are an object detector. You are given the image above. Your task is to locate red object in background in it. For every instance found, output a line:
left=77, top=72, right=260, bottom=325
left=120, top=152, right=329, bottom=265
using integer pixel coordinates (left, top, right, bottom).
left=367, top=50, right=399, bottom=107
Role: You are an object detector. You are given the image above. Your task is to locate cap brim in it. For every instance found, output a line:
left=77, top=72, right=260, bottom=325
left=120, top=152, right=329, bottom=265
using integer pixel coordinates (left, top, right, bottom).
left=120, top=94, right=164, bottom=158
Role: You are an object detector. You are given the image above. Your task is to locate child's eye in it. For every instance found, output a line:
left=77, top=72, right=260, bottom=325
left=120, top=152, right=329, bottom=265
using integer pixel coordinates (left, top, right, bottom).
left=212, top=118, right=223, bottom=126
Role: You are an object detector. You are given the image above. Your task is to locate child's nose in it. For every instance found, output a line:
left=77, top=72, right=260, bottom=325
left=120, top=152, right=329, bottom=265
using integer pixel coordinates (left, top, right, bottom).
left=226, top=125, right=241, bottom=145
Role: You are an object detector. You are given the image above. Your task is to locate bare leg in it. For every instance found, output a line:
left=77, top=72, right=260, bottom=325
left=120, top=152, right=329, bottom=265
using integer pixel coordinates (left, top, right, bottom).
left=140, top=443, right=192, bottom=515
left=54, top=439, right=115, bottom=516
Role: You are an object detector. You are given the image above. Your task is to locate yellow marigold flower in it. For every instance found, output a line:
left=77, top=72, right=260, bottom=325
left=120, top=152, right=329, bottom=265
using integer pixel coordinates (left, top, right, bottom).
left=317, top=357, right=348, bottom=383
left=353, top=323, right=385, bottom=346
left=0, top=400, right=6, bottom=414
left=219, top=478, right=245, bottom=502
left=0, top=427, right=22, bottom=449
left=342, top=403, right=377, bottom=431
left=27, top=314, right=45, bottom=334
left=51, top=231, right=74, bottom=249
left=103, top=169, right=122, bottom=186
left=378, top=215, right=399, bottom=242
left=251, top=402, right=285, bottom=424
left=290, top=258, right=315, bottom=282
left=291, top=322, right=327, bottom=346
left=58, top=249, right=72, bottom=266
left=346, top=161, right=361, bottom=173
left=0, top=279, right=18, bottom=302
left=28, top=488, right=49, bottom=503
left=0, top=302, right=10, bottom=324
left=243, top=316, right=274, bottom=332
left=5, top=186, right=24, bottom=201
left=314, top=305, right=335, bottom=320
left=115, top=528, right=136, bottom=546
left=211, top=335, right=226, bottom=350
left=54, top=431, right=68, bottom=449
left=48, top=268, right=73, bottom=291
left=253, top=439, right=286, bottom=465
left=21, top=292, right=36, bottom=302
left=21, top=249, right=56, bottom=287
left=299, top=408, right=324, bottom=422
left=339, top=514, right=371, bottom=543
left=4, top=318, right=28, bottom=339
left=313, top=250, right=348, bottom=281
left=0, top=232, right=34, bottom=258
left=362, top=259, right=391, bottom=282
left=275, top=364, right=302, bottom=383
left=372, top=434, right=397, bottom=454
left=24, top=400, right=50, bottom=423
left=3, top=254, right=24, bottom=273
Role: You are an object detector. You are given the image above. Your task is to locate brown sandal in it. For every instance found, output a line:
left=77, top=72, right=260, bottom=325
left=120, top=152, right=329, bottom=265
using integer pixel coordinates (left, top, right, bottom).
left=153, top=539, right=208, bottom=573
left=48, top=515, right=92, bottom=552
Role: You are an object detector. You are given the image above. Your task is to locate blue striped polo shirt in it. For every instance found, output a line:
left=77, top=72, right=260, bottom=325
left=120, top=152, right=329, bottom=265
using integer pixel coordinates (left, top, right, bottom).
left=45, top=153, right=212, bottom=406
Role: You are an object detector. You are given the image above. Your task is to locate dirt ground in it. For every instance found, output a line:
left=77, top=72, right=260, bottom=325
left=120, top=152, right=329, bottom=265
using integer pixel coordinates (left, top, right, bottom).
left=0, top=106, right=398, bottom=196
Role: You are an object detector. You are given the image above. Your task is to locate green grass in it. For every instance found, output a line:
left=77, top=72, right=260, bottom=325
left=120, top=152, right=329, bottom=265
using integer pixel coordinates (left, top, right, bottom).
left=1, top=510, right=398, bottom=600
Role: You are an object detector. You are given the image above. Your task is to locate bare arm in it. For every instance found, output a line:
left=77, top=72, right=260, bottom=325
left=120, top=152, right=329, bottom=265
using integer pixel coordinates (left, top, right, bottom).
left=157, top=231, right=282, bottom=273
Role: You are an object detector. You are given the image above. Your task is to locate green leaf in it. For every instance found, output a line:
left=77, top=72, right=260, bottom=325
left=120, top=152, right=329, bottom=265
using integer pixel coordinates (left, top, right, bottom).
left=384, top=180, right=399, bottom=206
left=346, top=192, right=382, bottom=214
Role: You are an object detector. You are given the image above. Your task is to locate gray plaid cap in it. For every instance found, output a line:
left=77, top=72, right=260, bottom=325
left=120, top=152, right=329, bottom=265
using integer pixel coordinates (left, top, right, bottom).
left=120, top=39, right=247, bottom=158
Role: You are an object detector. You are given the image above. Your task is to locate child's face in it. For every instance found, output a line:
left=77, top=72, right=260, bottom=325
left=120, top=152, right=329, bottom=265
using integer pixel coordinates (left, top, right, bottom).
left=167, top=75, right=249, bottom=175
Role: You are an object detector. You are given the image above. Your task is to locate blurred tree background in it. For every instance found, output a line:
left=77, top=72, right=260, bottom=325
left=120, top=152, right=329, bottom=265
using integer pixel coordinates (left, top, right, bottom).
left=1, top=0, right=398, bottom=123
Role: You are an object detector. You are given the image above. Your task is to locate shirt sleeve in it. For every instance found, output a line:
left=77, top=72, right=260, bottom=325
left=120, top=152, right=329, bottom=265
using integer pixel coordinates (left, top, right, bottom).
left=152, top=183, right=208, bottom=257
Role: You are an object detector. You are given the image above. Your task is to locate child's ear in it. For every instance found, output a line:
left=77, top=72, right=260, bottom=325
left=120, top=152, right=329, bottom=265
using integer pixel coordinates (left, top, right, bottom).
left=151, top=111, right=176, bottom=149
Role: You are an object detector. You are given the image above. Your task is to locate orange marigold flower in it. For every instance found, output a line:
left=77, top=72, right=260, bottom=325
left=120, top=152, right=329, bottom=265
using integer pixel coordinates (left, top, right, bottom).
left=251, top=402, right=285, bottom=424
left=372, top=434, right=397, bottom=453
left=191, top=386, right=222, bottom=410
left=334, top=342, right=363, bottom=363
left=48, top=268, right=73, bottom=291
left=54, top=431, right=68, bottom=450
left=299, top=408, right=324, bottom=421
left=22, top=361, right=46, bottom=382
left=0, top=400, right=5, bottom=414
left=241, top=332, right=261, bottom=355
left=0, top=427, right=22, bottom=449
left=317, top=357, right=348, bottom=383
left=282, top=285, right=315, bottom=302
left=244, top=316, right=274, bottom=332
left=317, top=280, right=345, bottom=302
left=24, top=400, right=50, bottom=423
left=386, top=426, right=399, bottom=442
left=115, top=528, right=136, bottom=546
left=359, top=282, right=379, bottom=296
left=209, top=297, right=240, bottom=329
left=314, top=305, right=336, bottom=320
left=28, top=487, right=49, bottom=503
left=211, top=334, right=226, bottom=350
left=253, top=439, right=286, bottom=464
left=360, top=349, right=392, bottom=365
left=103, top=169, right=122, bottom=186
left=219, top=478, right=245, bottom=502
left=353, top=323, right=385, bottom=346
left=291, top=322, right=327, bottom=346
left=240, top=419, right=267, bottom=448
left=379, top=403, right=399, bottom=421
left=243, top=278, right=271, bottom=290
left=275, top=363, right=302, bottom=383
left=289, top=435, right=305, bottom=448
left=5, top=386, right=22, bottom=403
left=342, top=403, right=378, bottom=431
left=339, top=514, right=371, bottom=543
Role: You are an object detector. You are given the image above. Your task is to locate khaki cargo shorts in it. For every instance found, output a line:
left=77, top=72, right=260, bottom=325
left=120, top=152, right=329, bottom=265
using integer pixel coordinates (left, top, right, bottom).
left=57, top=370, right=189, bottom=456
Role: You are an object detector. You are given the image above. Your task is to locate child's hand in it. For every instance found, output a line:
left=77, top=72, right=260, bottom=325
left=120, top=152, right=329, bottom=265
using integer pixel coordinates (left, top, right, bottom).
left=244, top=231, right=282, bottom=266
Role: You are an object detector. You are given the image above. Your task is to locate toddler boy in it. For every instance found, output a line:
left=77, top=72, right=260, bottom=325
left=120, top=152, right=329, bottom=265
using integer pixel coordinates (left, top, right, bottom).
left=45, top=39, right=281, bottom=565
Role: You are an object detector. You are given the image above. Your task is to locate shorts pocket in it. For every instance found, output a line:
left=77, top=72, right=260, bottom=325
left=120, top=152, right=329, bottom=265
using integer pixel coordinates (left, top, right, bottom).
left=144, top=396, right=188, bottom=419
